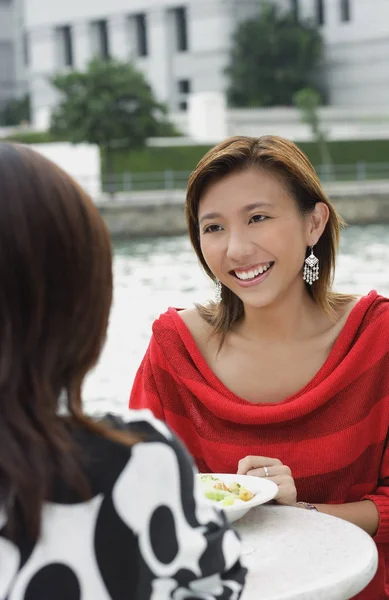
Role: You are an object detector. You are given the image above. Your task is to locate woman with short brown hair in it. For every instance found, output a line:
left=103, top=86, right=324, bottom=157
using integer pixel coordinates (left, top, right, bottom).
left=130, top=135, right=389, bottom=599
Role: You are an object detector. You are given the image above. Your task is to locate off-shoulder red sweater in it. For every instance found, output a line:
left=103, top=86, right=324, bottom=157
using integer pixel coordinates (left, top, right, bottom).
left=130, top=290, right=389, bottom=599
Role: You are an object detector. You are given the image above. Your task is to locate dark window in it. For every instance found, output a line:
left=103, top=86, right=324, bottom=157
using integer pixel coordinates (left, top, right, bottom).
left=135, top=13, right=148, bottom=57
left=179, top=100, right=188, bottom=111
left=57, top=25, right=73, bottom=67
left=96, top=20, right=109, bottom=59
left=290, top=0, right=299, bottom=21
left=178, top=79, right=191, bottom=94
left=316, top=0, right=325, bottom=25
left=173, top=7, right=188, bottom=52
left=62, top=26, right=73, bottom=66
left=340, top=0, right=351, bottom=22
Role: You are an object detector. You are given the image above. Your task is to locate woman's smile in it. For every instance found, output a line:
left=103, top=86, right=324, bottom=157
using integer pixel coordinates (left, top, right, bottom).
left=230, top=261, right=275, bottom=286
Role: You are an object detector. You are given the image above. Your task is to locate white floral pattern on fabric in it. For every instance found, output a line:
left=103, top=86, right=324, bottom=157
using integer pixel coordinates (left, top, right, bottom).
left=0, top=411, right=246, bottom=599
left=113, top=442, right=208, bottom=577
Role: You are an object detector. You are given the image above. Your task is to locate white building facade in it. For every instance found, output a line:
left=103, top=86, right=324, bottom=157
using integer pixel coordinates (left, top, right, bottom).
left=0, top=0, right=27, bottom=110
left=24, top=0, right=389, bottom=129
left=25, top=0, right=253, bottom=128
left=297, top=0, right=389, bottom=108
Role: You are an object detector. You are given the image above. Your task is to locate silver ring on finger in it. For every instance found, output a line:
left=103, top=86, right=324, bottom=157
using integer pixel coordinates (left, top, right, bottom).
left=263, top=466, right=270, bottom=477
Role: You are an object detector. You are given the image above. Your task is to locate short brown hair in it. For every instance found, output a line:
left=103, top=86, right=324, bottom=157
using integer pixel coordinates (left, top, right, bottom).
left=185, top=135, right=353, bottom=337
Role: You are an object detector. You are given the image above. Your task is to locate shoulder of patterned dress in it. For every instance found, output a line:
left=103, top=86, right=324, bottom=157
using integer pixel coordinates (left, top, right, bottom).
left=105, top=409, right=173, bottom=442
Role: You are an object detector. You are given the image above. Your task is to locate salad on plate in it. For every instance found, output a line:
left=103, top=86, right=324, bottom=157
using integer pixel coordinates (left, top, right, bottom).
left=199, top=474, right=255, bottom=506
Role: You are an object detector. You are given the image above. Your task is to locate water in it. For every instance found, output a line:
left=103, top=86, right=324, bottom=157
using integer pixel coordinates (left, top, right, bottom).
left=83, top=224, right=389, bottom=416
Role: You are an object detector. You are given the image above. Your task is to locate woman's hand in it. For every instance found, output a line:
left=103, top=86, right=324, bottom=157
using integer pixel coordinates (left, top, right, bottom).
left=238, top=455, right=297, bottom=506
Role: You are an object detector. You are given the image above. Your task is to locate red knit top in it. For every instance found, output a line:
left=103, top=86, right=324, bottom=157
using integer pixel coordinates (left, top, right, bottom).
left=130, top=290, right=389, bottom=599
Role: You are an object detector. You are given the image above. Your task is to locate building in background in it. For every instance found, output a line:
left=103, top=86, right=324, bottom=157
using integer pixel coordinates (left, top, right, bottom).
left=24, top=0, right=389, bottom=129
left=0, top=0, right=27, bottom=112
left=24, top=0, right=260, bottom=128
left=298, top=0, right=389, bottom=108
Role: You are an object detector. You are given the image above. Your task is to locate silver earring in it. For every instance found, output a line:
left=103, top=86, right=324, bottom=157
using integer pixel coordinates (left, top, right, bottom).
left=214, top=279, right=222, bottom=302
left=303, top=246, right=319, bottom=285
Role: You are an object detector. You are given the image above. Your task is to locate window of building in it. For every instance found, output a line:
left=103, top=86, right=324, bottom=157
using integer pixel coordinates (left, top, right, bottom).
left=290, top=0, right=299, bottom=21
left=340, top=0, right=351, bottom=22
left=178, top=79, right=191, bottom=95
left=134, top=13, right=148, bottom=57
left=91, top=19, right=110, bottom=60
left=316, top=0, right=325, bottom=25
left=56, top=25, right=73, bottom=67
left=173, top=7, right=188, bottom=52
left=177, top=79, right=191, bottom=111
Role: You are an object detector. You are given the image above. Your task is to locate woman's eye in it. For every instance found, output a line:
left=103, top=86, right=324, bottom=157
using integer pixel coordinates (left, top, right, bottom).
left=203, top=224, right=223, bottom=234
left=249, top=214, right=267, bottom=224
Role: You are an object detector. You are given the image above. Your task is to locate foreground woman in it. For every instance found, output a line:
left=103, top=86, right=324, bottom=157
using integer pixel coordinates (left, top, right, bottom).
left=130, top=135, right=389, bottom=599
left=0, top=143, right=245, bottom=600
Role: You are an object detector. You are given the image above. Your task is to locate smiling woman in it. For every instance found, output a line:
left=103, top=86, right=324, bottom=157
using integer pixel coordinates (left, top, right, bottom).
left=186, top=136, right=350, bottom=340
left=130, top=135, right=389, bottom=599
left=196, top=167, right=330, bottom=324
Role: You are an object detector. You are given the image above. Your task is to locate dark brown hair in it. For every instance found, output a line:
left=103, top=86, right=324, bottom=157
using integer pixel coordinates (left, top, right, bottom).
left=0, top=142, right=134, bottom=543
left=185, top=135, right=354, bottom=338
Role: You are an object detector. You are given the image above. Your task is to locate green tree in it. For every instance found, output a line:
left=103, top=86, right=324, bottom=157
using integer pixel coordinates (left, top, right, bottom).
left=226, top=3, right=323, bottom=107
left=50, top=58, right=175, bottom=185
left=0, top=94, right=30, bottom=126
left=293, top=87, right=332, bottom=171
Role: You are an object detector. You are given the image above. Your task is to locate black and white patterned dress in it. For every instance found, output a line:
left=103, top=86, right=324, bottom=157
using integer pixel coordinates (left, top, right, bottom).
left=0, top=409, right=246, bottom=599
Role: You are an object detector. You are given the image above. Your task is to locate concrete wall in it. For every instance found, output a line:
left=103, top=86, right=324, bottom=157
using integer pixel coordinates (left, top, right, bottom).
left=227, top=106, right=389, bottom=142
left=100, top=201, right=187, bottom=237
left=169, top=101, right=389, bottom=143
left=30, top=142, right=102, bottom=196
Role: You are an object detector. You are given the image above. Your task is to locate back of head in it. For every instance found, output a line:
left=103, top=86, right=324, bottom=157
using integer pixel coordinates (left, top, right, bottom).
left=0, top=143, right=113, bottom=541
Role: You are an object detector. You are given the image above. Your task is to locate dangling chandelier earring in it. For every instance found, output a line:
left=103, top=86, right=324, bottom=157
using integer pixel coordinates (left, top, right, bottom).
left=214, top=279, right=222, bottom=302
left=303, top=246, right=319, bottom=285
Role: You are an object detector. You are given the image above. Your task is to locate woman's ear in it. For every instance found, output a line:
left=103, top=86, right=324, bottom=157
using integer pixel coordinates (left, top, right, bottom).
left=306, top=202, right=330, bottom=245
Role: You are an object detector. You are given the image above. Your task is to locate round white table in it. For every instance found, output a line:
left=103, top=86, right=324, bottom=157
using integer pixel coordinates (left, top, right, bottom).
left=234, top=505, right=378, bottom=600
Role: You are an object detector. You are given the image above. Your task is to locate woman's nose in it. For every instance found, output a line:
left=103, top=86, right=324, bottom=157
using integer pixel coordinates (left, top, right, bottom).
left=226, top=232, right=255, bottom=262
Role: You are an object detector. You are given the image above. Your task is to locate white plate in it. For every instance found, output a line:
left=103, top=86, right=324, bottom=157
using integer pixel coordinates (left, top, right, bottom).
left=197, top=473, right=278, bottom=523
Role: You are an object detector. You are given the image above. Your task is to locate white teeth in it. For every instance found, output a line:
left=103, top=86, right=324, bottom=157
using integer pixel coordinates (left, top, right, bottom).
left=235, top=263, right=272, bottom=280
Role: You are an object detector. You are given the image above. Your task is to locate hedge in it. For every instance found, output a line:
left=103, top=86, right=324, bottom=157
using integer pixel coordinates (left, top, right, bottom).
left=3, top=130, right=69, bottom=144
left=103, top=139, right=389, bottom=175
left=3, top=130, right=389, bottom=174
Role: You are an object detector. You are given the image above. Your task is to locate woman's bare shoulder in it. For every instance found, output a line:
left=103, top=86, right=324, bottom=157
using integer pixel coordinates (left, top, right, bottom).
left=177, top=306, right=214, bottom=348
